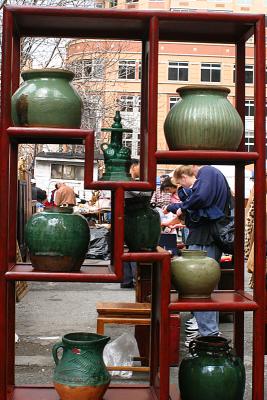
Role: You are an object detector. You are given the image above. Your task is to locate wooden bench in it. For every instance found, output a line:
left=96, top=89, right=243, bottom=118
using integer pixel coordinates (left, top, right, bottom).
left=96, top=302, right=180, bottom=372
left=96, top=302, right=151, bottom=372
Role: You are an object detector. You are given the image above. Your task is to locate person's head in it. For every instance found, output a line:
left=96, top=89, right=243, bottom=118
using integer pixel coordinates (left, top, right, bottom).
left=37, top=189, right=47, bottom=203
left=55, top=183, right=59, bottom=190
left=160, top=176, right=177, bottom=194
left=172, top=165, right=196, bottom=188
left=130, top=159, right=140, bottom=180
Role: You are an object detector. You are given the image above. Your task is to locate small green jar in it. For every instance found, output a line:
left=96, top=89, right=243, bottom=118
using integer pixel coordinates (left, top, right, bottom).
left=52, top=332, right=110, bottom=400
left=171, top=250, right=221, bottom=298
left=164, top=85, right=243, bottom=150
left=179, top=336, right=246, bottom=400
left=124, top=197, right=161, bottom=252
left=25, top=207, right=90, bottom=272
left=11, top=68, right=82, bottom=128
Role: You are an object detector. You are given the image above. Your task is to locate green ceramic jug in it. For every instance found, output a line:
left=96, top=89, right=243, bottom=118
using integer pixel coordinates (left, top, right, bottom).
left=171, top=250, right=221, bottom=298
left=164, top=85, right=243, bottom=150
left=25, top=207, right=90, bottom=272
left=124, top=197, right=161, bottom=252
left=52, top=332, right=110, bottom=400
left=11, top=68, right=82, bottom=128
left=179, top=336, right=246, bottom=400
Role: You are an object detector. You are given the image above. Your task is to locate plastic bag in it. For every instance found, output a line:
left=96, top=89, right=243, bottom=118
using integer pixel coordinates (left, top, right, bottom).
left=86, top=226, right=110, bottom=260
left=103, top=333, right=140, bottom=378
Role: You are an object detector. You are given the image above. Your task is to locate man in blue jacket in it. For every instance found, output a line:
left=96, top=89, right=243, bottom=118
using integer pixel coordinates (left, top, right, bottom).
left=171, top=165, right=230, bottom=344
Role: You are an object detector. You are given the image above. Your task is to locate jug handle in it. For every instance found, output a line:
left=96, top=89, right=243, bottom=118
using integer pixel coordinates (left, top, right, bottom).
left=52, top=342, right=64, bottom=365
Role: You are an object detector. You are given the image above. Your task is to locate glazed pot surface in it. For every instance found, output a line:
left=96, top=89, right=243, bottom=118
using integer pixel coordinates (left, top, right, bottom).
left=124, top=197, right=161, bottom=252
left=171, top=250, right=221, bottom=298
left=179, top=336, right=246, bottom=400
left=25, top=207, right=90, bottom=272
left=52, top=332, right=111, bottom=400
left=12, top=68, right=82, bottom=128
left=164, top=85, right=243, bottom=151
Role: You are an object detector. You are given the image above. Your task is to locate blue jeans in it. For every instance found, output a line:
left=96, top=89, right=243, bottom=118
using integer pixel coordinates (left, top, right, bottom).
left=188, top=244, right=222, bottom=336
left=122, top=262, right=137, bottom=285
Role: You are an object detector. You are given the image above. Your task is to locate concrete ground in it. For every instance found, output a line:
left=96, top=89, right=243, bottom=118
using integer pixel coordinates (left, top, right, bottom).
left=15, top=264, right=267, bottom=398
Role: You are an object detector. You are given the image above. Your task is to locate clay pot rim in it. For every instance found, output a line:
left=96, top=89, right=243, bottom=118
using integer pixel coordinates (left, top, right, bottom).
left=43, top=206, right=74, bottom=214
left=180, top=249, right=208, bottom=257
left=192, top=335, right=231, bottom=348
left=21, top=68, right=74, bottom=81
left=176, top=85, right=231, bottom=95
left=62, top=332, right=110, bottom=346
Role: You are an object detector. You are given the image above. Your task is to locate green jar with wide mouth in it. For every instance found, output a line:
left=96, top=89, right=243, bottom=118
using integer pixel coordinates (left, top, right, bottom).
left=25, top=207, right=90, bottom=272
left=164, top=85, right=243, bottom=150
left=12, top=68, right=82, bottom=128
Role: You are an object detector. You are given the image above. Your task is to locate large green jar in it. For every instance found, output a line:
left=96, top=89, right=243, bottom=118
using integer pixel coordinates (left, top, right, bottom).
left=11, top=69, right=82, bottom=128
left=171, top=250, right=221, bottom=298
left=179, top=336, right=246, bottom=400
left=164, top=85, right=243, bottom=150
left=52, top=332, right=110, bottom=400
left=124, top=197, right=161, bottom=252
left=25, top=207, right=90, bottom=272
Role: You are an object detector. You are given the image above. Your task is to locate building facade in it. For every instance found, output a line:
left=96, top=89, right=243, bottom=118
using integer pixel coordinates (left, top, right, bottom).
left=65, top=1, right=266, bottom=170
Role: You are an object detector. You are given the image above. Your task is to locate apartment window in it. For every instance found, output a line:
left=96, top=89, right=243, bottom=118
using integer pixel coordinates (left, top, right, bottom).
left=118, top=60, right=136, bottom=79
left=119, top=96, right=135, bottom=112
left=201, top=63, right=221, bottom=82
left=245, top=130, right=254, bottom=152
left=70, top=60, right=104, bottom=80
left=168, top=62, right=188, bottom=81
left=169, top=96, right=180, bottom=109
left=233, top=65, right=253, bottom=84
left=51, top=164, right=84, bottom=180
left=245, top=99, right=254, bottom=117
left=83, top=59, right=104, bottom=79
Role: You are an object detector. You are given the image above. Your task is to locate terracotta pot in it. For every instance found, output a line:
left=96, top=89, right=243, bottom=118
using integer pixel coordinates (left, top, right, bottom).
left=171, top=250, right=221, bottom=298
left=12, top=68, right=82, bottom=128
left=164, top=85, right=243, bottom=150
left=25, top=207, right=90, bottom=272
left=52, top=332, right=110, bottom=400
left=179, top=336, right=246, bottom=400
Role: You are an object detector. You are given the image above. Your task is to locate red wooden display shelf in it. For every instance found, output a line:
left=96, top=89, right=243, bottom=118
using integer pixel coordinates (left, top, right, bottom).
left=168, top=290, right=258, bottom=312
left=5, top=6, right=260, bottom=43
left=155, top=150, right=259, bottom=165
left=5, top=263, right=119, bottom=282
left=7, top=385, right=180, bottom=400
left=7, top=127, right=92, bottom=144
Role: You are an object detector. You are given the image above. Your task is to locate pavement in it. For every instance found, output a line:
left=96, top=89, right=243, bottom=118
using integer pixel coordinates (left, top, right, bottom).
left=15, top=264, right=267, bottom=398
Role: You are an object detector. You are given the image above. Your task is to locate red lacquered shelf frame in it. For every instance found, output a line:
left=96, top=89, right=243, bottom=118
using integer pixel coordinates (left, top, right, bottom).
left=0, top=5, right=266, bottom=400
left=168, top=291, right=258, bottom=312
left=7, top=385, right=180, bottom=400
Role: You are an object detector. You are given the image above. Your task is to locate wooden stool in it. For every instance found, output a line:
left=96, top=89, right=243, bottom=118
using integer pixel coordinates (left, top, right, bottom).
left=96, top=302, right=151, bottom=373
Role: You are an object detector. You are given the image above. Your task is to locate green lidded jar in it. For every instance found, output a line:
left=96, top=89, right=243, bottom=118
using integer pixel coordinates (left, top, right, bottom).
left=11, top=68, right=82, bottom=128
left=124, top=197, right=161, bottom=252
left=25, top=207, right=90, bottom=272
left=52, top=332, right=111, bottom=400
left=171, top=250, right=221, bottom=298
left=164, top=85, right=243, bottom=150
left=179, top=336, right=246, bottom=400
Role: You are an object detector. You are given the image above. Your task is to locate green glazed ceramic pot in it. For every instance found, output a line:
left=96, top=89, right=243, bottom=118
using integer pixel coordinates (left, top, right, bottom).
left=171, top=250, right=221, bottom=298
left=124, top=197, right=161, bottom=252
left=179, top=336, right=246, bottom=400
left=25, top=207, right=90, bottom=272
left=164, top=85, right=243, bottom=150
left=52, top=332, right=110, bottom=400
left=11, top=69, right=82, bottom=128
